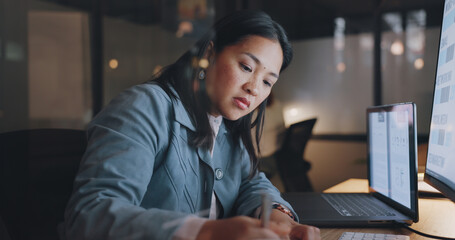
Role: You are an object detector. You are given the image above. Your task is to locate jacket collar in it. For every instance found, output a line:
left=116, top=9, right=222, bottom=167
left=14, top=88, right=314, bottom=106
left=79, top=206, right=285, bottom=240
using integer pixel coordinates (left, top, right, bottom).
left=171, top=87, right=197, bottom=132
left=170, top=86, right=228, bottom=136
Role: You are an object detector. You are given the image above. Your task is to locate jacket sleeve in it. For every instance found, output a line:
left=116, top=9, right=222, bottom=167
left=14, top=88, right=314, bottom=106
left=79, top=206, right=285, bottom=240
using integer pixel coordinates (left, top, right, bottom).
left=63, top=84, right=191, bottom=240
left=233, top=149, right=299, bottom=221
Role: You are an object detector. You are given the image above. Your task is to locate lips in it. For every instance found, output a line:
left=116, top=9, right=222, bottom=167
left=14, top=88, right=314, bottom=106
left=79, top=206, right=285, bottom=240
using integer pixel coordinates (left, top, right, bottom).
left=233, top=97, right=250, bottom=110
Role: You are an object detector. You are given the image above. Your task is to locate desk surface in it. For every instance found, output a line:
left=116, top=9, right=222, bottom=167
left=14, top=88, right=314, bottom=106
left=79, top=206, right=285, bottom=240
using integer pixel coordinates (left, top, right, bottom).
left=320, top=178, right=455, bottom=240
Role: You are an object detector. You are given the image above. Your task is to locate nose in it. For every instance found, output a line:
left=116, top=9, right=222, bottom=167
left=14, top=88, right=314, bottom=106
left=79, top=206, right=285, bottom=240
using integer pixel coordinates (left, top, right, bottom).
left=243, top=79, right=259, bottom=96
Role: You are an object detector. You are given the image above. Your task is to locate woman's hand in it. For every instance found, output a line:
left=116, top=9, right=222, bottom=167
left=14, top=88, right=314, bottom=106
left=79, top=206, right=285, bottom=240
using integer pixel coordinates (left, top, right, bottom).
left=196, top=215, right=291, bottom=240
left=269, top=209, right=321, bottom=240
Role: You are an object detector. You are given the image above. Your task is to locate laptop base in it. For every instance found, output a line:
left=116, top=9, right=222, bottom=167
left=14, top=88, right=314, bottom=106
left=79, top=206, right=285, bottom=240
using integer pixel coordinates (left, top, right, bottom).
left=282, top=192, right=412, bottom=227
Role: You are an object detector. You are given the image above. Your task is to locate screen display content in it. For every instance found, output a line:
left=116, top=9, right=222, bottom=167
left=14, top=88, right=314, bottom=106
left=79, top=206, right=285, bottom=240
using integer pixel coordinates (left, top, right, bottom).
left=369, top=104, right=415, bottom=209
left=424, top=0, right=455, bottom=203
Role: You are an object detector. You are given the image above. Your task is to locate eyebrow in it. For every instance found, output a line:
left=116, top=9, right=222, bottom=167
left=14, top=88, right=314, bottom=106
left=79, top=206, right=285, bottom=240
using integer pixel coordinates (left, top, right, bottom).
left=243, top=52, right=279, bottom=79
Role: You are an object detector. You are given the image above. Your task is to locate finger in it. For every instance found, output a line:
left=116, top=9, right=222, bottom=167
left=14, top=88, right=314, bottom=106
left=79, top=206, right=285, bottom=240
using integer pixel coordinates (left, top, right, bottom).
left=305, top=226, right=320, bottom=240
left=235, top=215, right=263, bottom=227
left=289, top=224, right=321, bottom=240
left=269, top=221, right=292, bottom=236
left=241, top=217, right=286, bottom=239
left=250, top=227, right=282, bottom=240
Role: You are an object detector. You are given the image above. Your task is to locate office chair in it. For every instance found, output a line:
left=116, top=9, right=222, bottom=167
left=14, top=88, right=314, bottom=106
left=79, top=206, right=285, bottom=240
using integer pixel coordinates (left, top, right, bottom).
left=275, top=118, right=317, bottom=192
left=0, top=129, right=86, bottom=240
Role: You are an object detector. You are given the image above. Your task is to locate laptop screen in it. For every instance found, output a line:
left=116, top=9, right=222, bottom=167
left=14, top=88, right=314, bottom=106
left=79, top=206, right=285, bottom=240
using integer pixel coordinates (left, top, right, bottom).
left=367, top=103, right=418, bottom=215
left=424, top=0, right=455, bottom=204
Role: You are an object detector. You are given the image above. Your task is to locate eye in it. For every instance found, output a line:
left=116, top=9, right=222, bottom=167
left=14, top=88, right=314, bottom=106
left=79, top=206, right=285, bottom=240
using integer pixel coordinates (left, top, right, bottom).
left=240, top=63, right=252, bottom=72
left=263, top=80, right=272, bottom=87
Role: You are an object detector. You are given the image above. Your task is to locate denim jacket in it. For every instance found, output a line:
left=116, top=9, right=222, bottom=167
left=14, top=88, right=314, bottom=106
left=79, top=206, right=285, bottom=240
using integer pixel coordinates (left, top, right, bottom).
left=63, top=83, right=296, bottom=239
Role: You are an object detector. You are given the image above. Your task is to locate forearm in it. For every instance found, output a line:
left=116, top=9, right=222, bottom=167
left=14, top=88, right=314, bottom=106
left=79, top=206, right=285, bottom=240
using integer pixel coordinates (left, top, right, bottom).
left=195, top=216, right=290, bottom=240
left=172, top=216, right=208, bottom=240
left=235, top=171, right=296, bottom=218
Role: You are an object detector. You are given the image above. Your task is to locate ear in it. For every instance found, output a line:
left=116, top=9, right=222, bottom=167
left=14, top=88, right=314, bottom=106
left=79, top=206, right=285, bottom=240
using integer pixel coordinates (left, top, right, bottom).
left=204, top=41, right=215, bottom=63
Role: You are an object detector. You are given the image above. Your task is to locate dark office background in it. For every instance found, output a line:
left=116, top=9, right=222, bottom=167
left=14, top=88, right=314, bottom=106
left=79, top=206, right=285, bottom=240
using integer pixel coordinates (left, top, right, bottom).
left=0, top=0, right=445, bottom=191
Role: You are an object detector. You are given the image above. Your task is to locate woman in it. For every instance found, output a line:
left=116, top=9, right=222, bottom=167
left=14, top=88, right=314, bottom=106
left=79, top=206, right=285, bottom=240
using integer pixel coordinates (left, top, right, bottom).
left=63, top=10, right=320, bottom=240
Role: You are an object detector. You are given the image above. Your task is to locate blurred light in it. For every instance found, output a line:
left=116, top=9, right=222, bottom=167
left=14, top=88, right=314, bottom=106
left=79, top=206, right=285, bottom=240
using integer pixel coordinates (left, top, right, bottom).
left=289, top=108, right=299, bottom=116
left=407, top=29, right=425, bottom=53
left=176, top=21, right=193, bottom=38
left=411, top=10, right=426, bottom=26
left=360, top=34, right=373, bottom=51
left=390, top=40, right=404, bottom=55
left=406, top=10, right=426, bottom=54
left=383, top=13, right=403, bottom=33
left=283, top=105, right=316, bottom=127
left=109, top=59, right=118, bottom=69
left=191, top=57, right=199, bottom=68
left=414, top=58, right=424, bottom=70
left=334, top=17, right=345, bottom=51
left=336, top=62, right=346, bottom=73
left=335, top=18, right=346, bottom=28
left=199, top=59, right=209, bottom=68
left=283, top=107, right=301, bottom=127
left=153, top=65, right=163, bottom=75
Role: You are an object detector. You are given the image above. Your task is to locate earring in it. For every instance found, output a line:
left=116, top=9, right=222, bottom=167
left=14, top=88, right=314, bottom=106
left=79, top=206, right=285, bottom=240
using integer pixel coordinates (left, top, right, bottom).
left=198, top=69, right=206, bottom=80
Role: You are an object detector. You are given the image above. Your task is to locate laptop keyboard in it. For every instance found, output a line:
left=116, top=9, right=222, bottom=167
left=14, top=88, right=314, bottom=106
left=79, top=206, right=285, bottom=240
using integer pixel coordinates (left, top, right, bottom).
left=322, top=193, right=396, bottom=217
left=339, top=232, right=409, bottom=240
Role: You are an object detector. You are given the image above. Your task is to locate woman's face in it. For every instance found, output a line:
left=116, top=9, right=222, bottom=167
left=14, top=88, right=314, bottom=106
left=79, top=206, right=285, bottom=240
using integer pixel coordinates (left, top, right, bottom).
left=205, top=35, right=283, bottom=121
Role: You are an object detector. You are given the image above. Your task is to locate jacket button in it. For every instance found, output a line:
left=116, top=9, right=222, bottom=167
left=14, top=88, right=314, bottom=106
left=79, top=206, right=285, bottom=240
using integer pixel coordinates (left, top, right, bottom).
left=215, top=168, right=223, bottom=180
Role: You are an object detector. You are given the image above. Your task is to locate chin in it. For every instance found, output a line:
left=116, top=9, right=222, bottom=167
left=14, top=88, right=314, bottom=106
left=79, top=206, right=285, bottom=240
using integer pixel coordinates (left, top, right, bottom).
left=222, top=111, right=250, bottom=121
left=222, top=115, right=240, bottom=121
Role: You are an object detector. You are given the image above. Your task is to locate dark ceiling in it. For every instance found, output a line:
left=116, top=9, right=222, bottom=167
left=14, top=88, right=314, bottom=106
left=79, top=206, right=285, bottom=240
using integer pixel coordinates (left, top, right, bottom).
left=261, top=0, right=444, bottom=39
left=40, top=0, right=445, bottom=40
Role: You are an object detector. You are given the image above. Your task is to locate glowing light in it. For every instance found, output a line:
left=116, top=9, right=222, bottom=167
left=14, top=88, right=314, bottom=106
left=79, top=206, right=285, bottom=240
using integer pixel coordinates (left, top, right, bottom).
left=334, top=18, right=345, bottom=51
left=336, top=62, right=346, bottom=73
left=360, top=34, right=373, bottom=51
left=153, top=65, right=163, bottom=75
left=414, top=58, right=424, bottom=70
left=288, top=108, right=299, bottom=116
left=383, top=13, right=403, bottom=33
left=283, top=105, right=315, bottom=127
left=176, top=21, right=193, bottom=38
left=390, top=40, right=404, bottom=55
left=109, top=59, right=119, bottom=69
left=407, top=29, right=425, bottom=52
left=199, top=59, right=209, bottom=69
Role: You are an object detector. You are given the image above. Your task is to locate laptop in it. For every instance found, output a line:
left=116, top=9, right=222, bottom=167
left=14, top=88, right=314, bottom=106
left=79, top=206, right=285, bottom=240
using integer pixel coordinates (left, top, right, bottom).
left=283, top=102, right=419, bottom=227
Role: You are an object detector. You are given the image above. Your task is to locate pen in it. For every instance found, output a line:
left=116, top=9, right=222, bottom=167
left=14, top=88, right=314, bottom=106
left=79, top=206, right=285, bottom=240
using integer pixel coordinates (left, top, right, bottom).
left=260, top=193, right=272, bottom=228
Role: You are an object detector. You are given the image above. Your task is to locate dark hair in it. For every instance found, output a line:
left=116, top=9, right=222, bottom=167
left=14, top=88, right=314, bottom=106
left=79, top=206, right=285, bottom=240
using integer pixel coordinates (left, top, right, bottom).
left=153, top=10, right=293, bottom=178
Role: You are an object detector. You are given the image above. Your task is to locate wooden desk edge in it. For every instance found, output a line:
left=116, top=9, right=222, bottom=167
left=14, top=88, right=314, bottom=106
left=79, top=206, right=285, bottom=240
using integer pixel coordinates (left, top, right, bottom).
left=323, top=178, right=368, bottom=193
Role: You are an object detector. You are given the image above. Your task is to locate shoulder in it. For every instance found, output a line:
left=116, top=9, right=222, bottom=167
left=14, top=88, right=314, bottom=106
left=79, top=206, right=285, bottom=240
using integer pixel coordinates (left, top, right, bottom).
left=90, top=82, right=178, bottom=132
left=87, top=82, right=178, bottom=151
left=116, top=82, right=173, bottom=108
left=98, top=83, right=174, bottom=117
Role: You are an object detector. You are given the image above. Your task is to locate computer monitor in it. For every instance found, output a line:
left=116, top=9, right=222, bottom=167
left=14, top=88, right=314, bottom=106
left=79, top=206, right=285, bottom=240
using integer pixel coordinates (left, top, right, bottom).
left=424, top=0, right=455, bottom=203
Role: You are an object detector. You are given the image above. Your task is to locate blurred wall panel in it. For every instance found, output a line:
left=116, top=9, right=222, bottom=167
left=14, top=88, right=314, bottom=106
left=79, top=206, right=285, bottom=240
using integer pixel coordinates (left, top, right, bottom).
left=28, top=10, right=91, bottom=129
left=275, top=34, right=374, bottom=134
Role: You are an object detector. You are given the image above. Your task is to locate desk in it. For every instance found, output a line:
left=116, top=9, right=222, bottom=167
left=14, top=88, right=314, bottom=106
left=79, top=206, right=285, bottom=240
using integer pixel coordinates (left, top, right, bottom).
left=320, top=178, right=455, bottom=240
